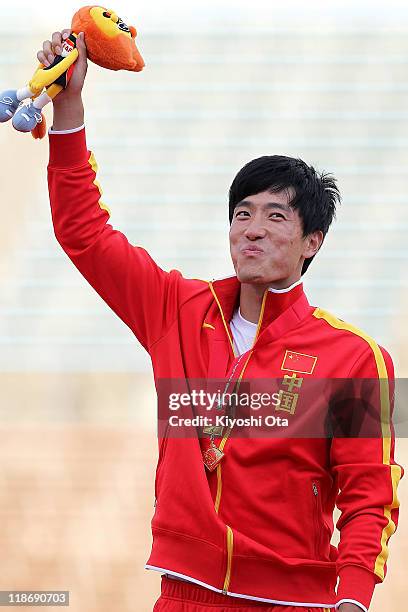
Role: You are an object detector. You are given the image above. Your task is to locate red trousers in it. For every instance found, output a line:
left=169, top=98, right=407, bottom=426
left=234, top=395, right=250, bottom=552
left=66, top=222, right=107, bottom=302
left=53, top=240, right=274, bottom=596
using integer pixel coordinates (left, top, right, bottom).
left=153, top=576, right=332, bottom=611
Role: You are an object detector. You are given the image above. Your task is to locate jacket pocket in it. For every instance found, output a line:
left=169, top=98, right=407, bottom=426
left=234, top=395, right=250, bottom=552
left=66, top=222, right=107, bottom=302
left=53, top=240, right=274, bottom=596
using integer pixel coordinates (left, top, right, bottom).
left=312, top=481, right=320, bottom=557
left=311, top=480, right=329, bottom=558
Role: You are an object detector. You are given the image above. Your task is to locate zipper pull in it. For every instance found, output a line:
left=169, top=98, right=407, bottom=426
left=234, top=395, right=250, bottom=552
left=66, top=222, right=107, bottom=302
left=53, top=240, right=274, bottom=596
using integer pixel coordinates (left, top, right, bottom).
left=312, top=483, right=318, bottom=496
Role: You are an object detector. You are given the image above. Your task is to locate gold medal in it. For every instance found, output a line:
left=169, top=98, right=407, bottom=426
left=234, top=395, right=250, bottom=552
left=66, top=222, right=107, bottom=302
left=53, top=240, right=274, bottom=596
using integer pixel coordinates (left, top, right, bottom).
left=202, top=353, right=245, bottom=471
left=203, top=442, right=224, bottom=471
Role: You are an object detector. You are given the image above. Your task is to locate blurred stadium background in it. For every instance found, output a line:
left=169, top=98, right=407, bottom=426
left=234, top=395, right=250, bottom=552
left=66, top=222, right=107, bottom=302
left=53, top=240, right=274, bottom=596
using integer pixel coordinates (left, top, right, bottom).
left=0, top=0, right=407, bottom=610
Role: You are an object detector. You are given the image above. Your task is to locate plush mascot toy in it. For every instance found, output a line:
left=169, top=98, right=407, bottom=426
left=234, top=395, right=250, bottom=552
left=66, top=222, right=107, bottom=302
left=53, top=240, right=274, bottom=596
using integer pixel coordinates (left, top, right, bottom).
left=0, top=5, right=145, bottom=139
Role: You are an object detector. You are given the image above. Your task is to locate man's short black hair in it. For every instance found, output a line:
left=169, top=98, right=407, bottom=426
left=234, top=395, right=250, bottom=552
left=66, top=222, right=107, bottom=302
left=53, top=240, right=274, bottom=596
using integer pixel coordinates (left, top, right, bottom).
left=228, top=155, right=341, bottom=275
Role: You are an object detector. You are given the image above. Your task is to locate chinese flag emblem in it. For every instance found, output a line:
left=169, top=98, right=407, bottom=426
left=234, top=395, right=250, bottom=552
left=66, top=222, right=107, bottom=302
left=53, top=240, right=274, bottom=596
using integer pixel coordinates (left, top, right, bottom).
left=281, top=350, right=317, bottom=374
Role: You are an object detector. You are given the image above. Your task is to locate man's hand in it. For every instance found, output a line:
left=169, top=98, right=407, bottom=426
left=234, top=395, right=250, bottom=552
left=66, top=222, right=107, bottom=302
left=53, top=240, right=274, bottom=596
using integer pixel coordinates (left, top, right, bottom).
left=338, top=603, right=364, bottom=612
left=37, top=29, right=88, bottom=99
left=36, top=29, right=88, bottom=130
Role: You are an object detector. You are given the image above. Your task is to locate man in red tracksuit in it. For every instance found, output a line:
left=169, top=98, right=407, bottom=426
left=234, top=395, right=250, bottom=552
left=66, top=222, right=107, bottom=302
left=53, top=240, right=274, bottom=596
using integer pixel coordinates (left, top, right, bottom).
left=40, top=31, right=403, bottom=612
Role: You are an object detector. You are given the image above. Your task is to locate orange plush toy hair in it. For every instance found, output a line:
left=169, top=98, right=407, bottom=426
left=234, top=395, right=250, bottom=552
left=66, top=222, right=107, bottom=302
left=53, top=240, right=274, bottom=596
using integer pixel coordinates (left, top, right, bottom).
left=0, top=5, right=145, bottom=139
left=72, top=5, right=144, bottom=72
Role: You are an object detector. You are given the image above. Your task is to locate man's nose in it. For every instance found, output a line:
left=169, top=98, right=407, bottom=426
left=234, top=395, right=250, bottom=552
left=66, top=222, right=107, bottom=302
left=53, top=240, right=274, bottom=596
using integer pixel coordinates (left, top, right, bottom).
left=244, top=218, right=267, bottom=239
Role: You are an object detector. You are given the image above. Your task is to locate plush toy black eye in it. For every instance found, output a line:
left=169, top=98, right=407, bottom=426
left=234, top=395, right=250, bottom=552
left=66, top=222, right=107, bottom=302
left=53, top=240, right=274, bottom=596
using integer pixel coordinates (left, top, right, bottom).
left=118, top=21, right=130, bottom=33
left=102, top=11, right=111, bottom=18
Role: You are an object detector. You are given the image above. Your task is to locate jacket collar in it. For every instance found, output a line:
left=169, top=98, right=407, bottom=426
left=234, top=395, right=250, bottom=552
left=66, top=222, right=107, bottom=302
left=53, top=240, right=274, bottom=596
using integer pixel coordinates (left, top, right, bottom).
left=209, top=274, right=311, bottom=348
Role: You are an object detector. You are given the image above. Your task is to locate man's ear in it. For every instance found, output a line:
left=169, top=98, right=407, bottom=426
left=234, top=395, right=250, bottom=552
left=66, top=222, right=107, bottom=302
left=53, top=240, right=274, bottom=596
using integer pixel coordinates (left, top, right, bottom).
left=303, top=230, right=324, bottom=259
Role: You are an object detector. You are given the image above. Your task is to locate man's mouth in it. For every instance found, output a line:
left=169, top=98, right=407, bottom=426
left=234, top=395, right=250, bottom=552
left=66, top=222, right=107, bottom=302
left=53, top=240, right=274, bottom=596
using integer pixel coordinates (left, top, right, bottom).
left=241, top=246, right=264, bottom=256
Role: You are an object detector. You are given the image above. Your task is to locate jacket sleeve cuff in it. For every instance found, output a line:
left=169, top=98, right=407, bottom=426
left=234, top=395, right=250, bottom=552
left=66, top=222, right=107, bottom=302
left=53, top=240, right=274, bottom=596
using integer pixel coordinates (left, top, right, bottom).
left=48, top=125, right=89, bottom=168
left=335, top=599, right=367, bottom=612
left=336, top=565, right=377, bottom=611
left=48, top=124, right=85, bottom=135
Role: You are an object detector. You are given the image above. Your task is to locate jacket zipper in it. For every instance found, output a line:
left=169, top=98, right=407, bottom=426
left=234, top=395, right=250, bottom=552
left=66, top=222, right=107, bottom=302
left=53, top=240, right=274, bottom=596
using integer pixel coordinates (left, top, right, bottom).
left=213, top=287, right=268, bottom=512
left=222, top=525, right=234, bottom=594
left=213, top=350, right=248, bottom=513
left=209, top=283, right=268, bottom=592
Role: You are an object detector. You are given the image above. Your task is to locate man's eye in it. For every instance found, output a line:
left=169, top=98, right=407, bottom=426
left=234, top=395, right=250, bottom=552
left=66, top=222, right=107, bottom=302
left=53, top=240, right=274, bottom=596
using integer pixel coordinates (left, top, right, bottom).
left=235, top=210, right=248, bottom=217
left=270, top=213, right=284, bottom=219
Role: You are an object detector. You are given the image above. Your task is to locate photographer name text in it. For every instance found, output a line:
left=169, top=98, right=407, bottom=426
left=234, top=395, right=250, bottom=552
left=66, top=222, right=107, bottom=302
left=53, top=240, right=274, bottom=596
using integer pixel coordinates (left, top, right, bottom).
left=168, top=415, right=288, bottom=427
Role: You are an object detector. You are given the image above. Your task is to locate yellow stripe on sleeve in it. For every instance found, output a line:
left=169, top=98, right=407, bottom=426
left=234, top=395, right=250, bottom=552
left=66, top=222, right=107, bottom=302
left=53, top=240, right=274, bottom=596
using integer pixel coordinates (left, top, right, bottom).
left=88, top=152, right=111, bottom=216
left=312, top=308, right=402, bottom=581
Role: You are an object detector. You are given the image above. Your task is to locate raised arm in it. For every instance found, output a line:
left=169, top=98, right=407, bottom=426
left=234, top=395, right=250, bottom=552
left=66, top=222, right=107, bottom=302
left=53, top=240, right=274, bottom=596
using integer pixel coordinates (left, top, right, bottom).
left=42, top=30, right=186, bottom=351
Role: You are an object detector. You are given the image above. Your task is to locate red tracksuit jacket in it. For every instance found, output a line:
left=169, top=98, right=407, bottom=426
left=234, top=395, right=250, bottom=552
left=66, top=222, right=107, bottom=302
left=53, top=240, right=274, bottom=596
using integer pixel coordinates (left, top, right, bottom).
left=47, top=127, right=403, bottom=611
